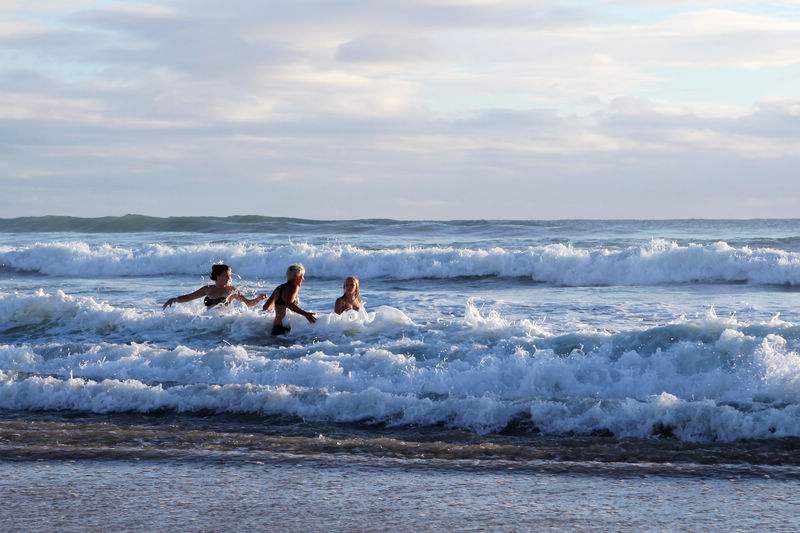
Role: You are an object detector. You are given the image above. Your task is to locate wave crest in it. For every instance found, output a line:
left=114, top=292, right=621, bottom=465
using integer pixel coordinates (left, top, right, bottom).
left=3, top=239, right=800, bottom=285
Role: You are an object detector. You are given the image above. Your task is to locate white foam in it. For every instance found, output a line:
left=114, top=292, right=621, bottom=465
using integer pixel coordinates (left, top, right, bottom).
left=2, top=297, right=800, bottom=441
left=4, top=239, right=800, bottom=285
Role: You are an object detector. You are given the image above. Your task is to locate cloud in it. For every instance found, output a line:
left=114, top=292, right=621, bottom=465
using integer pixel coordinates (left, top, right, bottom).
left=606, top=9, right=800, bottom=69
left=337, top=34, right=444, bottom=63
left=1, top=1, right=799, bottom=219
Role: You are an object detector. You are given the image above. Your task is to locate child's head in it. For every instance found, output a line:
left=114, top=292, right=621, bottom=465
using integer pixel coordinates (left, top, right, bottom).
left=286, top=263, right=306, bottom=281
left=344, top=276, right=360, bottom=297
left=210, top=264, right=231, bottom=280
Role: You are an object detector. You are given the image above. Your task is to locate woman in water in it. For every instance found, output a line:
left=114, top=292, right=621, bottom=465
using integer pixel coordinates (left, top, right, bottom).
left=335, top=276, right=363, bottom=314
left=262, top=263, right=317, bottom=335
left=162, top=264, right=267, bottom=310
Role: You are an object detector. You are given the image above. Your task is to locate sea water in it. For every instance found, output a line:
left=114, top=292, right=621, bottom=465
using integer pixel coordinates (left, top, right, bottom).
left=2, top=216, right=800, bottom=531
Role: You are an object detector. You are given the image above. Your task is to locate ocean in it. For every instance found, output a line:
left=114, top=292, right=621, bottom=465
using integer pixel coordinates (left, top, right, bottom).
left=2, top=216, right=799, bottom=532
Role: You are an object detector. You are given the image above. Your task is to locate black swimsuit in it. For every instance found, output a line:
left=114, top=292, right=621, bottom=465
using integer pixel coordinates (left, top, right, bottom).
left=274, top=284, right=288, bottom=306
left=274, top=284, right=297, bottom=307
left=204, top=295, right=229, bottom=308
left=272, top=284, right=297, bottom=336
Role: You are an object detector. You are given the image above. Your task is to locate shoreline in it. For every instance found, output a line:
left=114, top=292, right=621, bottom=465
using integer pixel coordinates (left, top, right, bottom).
left=3, top=411, right=800, bottom=477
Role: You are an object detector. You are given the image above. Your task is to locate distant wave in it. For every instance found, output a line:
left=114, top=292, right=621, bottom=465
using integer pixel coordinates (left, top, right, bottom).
left=0, top=214, right=338, bottom=234
left=3, top=215, right=800, bottom=238
left=0, top=215, right=537, bottom=235
left=3, top=239, right=800, bottom=285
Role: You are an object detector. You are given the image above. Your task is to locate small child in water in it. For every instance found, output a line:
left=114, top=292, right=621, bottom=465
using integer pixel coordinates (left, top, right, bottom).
left=335, top=276, right=363, bottom=314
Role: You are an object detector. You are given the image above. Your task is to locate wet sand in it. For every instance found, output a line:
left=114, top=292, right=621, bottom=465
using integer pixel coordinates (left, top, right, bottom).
left=3, top=454, right=799, bottom=533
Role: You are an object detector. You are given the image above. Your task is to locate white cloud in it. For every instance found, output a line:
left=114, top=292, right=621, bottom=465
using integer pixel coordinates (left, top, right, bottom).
left=604, top=9, right=800, bottom=69
left=1, top=0, right=799, bottom=218
left=337, top=34, right=445, bottom=63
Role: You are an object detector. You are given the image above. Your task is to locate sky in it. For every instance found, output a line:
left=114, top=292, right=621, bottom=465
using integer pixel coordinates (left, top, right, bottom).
left=1, top=0, right=799, bottom=220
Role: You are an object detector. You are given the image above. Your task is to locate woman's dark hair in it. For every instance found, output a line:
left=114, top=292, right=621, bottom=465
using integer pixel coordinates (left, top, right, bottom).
left=210, top=264, right=231, bottom=280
